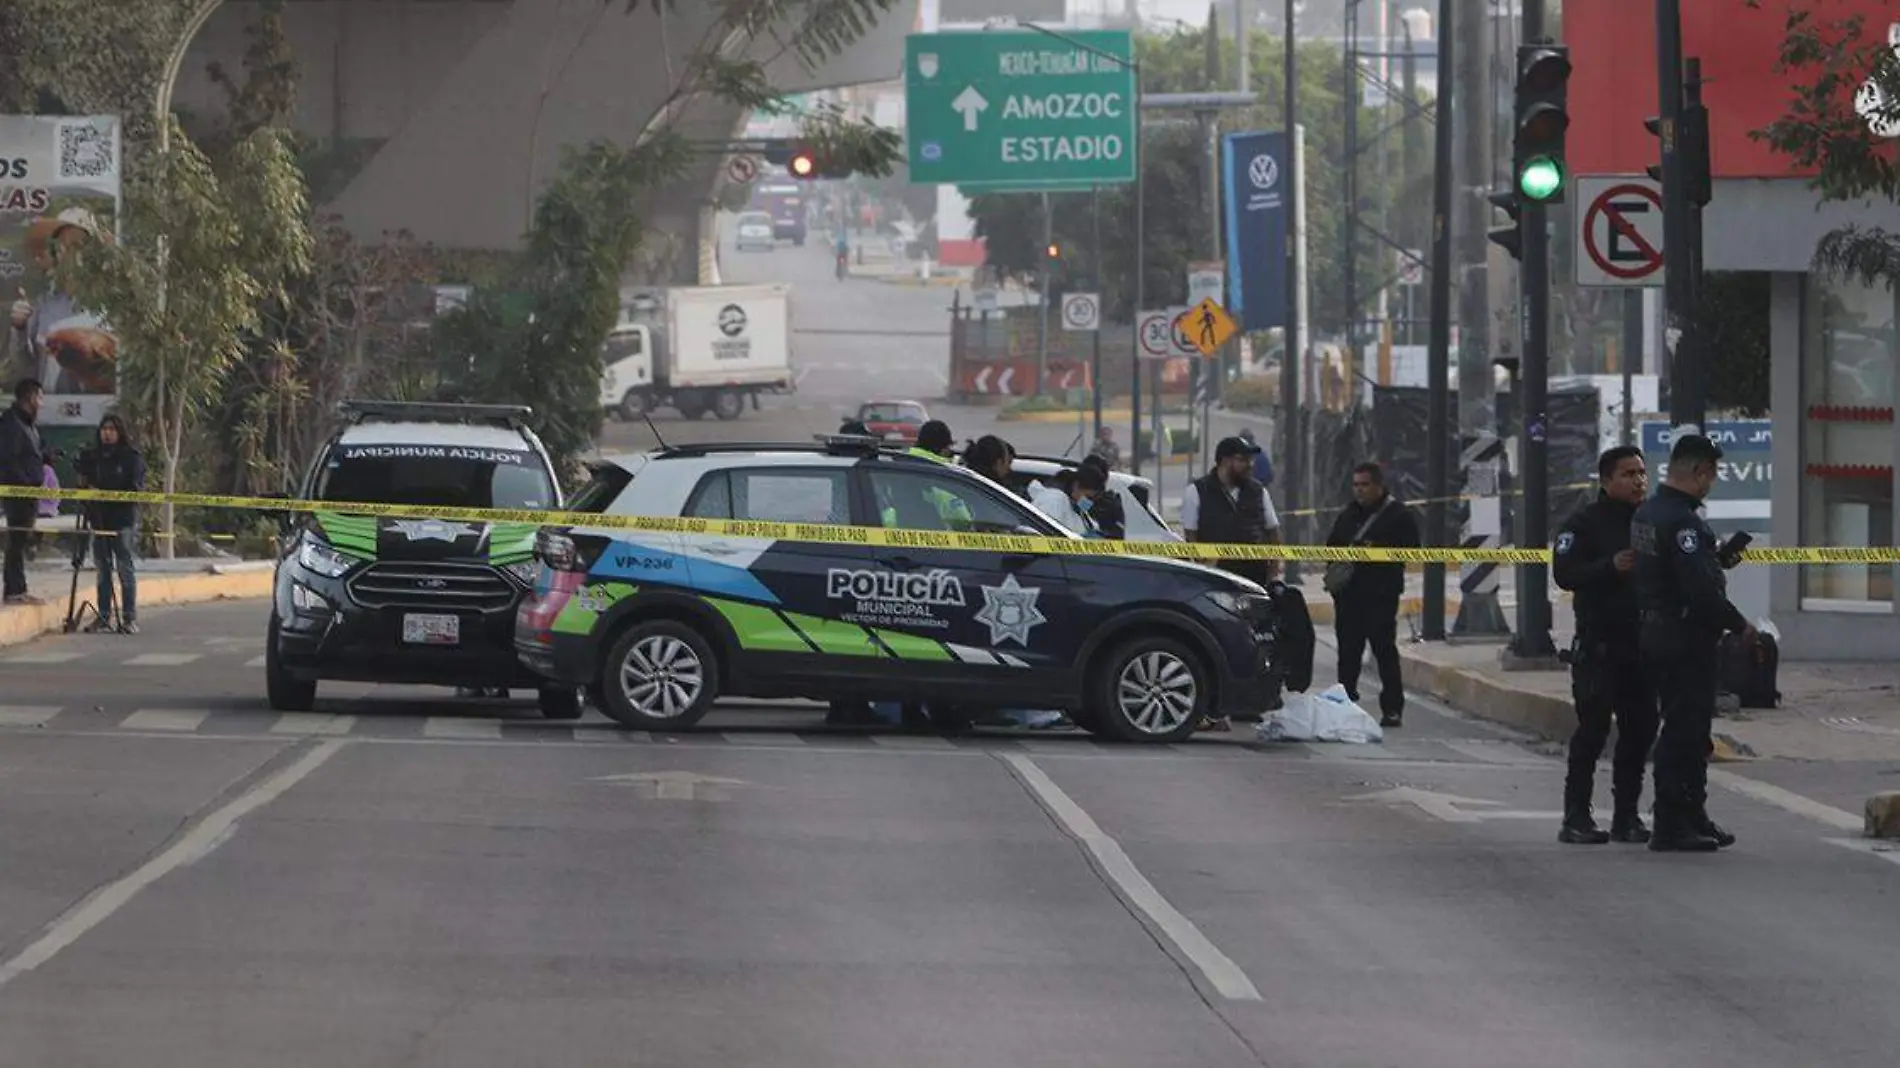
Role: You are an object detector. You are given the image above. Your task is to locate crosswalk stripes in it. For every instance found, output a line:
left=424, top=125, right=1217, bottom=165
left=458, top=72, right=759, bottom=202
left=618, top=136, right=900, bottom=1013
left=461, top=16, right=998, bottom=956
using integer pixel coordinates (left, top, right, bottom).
left=122, top=653, right=202, bottom=667
left=122, top=709, right=212, bottom=732
left=269, top=712, right=357, bottom=737
left=0, top=705, right=61, bottom=728
left=422, top=717, right=503, bottom=740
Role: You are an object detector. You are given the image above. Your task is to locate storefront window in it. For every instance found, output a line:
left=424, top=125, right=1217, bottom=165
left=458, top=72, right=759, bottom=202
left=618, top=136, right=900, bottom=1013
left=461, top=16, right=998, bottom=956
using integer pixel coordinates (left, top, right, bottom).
left=1800, top=275, right=1896, bottom=605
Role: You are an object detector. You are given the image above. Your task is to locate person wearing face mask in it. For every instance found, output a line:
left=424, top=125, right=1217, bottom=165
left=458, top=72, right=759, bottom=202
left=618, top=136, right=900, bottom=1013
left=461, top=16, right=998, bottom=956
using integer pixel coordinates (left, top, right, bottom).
left=1029, top=466, right=1107, bottom=537
left=1632, top=432, right=1752, bottom=853
left=76, top=413, right=146, bottom=633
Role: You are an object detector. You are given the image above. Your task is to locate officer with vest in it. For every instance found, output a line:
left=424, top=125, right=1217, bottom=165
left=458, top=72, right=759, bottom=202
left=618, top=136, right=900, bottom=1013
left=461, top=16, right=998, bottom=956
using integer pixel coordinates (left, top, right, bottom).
left=1179, top=435, right=1281, bottom=585
left=1552, top=445, right=1658, bottom=845
left=904, top=419, right=971, bottom=527
left=1632, top=432, right=1752, bottom=853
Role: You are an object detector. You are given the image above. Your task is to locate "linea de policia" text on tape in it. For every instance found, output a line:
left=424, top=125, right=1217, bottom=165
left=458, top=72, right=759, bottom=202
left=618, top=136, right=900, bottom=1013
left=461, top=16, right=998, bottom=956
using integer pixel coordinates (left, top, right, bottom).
left=4, top=485, right=1893, bottom=566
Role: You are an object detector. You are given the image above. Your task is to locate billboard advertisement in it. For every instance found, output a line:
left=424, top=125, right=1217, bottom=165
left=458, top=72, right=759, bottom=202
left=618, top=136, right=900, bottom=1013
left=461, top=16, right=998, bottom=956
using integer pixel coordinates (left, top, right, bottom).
left=1, top=114, right=122, bottom=428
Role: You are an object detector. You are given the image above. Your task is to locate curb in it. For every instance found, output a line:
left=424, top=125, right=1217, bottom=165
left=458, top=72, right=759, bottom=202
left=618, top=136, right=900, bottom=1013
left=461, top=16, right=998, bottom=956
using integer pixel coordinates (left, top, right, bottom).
left=1, top=565, right=274, bottom=649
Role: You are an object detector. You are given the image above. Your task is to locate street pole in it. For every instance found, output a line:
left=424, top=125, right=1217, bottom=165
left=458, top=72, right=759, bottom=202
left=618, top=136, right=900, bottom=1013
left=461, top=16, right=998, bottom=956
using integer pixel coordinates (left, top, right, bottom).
left=1453, top=0, right=1507, bottom=637
left=1621, top=288, right=1641, bottom=445
left=1132, top=69, right=1147, bottom=478
left=1421, top=0, right=1455, bottom=640
left=1681, top=55, right=1708, bottom=431
left=1092, top=184, right=1104, bottom=440
left=1509, top=0, right=1556, bottom=661
left=1038, top=190, right=1051, bottom=397
left=1656, top=0, right=1700, bottom=433
left=1342, top=0, right=1359, bottom=402
left=1280, top=0, right=1304, bottom=571
left=1236, top=0, right=1249, bottom=95
left=1204, top=108, right=1223, bottom=475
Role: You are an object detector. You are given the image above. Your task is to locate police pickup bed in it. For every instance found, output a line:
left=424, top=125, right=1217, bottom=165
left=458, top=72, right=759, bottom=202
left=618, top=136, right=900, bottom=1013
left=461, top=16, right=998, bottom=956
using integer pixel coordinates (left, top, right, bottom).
left=515, top=436, right=1284, bottom=742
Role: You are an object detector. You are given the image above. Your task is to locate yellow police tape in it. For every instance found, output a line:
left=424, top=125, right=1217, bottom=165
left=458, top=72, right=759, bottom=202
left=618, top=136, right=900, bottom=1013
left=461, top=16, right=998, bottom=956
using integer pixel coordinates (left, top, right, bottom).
left=3, top=484, right=1895, bottom=566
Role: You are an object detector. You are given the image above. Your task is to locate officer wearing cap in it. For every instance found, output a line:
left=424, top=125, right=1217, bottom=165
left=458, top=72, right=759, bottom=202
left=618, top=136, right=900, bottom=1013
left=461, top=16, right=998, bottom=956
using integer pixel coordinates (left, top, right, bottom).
left=1632, top=432, right=1752, bottom=852
left=1179, top=435, right=1283, bottom=586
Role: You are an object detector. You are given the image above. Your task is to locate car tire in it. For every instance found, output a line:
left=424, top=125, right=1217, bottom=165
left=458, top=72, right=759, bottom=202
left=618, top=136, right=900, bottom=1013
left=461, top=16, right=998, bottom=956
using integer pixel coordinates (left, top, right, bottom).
left=599, top=619, right=718, bottom=730
left=675, top=393, right=708, bottom=420
left=265, top=613, right=317, bottom=712
left=1088, top=635, right=1208, bottom=744
left=712, top=390, right=745, bottom=421
left=538, top=685, right=584, bottom=720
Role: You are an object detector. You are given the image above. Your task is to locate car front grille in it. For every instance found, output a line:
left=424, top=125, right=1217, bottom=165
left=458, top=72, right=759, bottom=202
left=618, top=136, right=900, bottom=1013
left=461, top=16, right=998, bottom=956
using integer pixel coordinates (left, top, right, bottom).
left=346, top=562, right=516, bottom=612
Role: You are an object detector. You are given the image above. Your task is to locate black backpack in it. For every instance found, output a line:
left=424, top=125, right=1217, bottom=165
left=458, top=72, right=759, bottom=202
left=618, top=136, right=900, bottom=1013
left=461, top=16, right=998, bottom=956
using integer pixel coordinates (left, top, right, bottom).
left=1717, top=630, right=1781, bottom=709
left=1267, top=581, right=1316, bottom=694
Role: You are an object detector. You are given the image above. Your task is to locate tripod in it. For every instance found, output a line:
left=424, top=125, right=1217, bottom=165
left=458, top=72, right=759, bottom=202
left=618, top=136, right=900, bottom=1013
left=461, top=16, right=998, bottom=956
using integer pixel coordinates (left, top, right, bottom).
left=62, top=510, right=104, bottom=634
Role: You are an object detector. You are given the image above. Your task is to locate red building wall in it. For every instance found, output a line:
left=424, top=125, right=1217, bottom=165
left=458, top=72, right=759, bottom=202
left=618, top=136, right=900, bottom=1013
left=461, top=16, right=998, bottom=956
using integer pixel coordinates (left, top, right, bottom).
left=1564, top=0, right=1896, bottom=179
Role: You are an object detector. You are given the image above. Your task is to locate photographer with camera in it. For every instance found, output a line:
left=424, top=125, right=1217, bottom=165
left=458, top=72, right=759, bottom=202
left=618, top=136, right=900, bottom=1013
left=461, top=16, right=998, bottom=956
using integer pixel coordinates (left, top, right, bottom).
left=76, top=413, right=145, bottom=634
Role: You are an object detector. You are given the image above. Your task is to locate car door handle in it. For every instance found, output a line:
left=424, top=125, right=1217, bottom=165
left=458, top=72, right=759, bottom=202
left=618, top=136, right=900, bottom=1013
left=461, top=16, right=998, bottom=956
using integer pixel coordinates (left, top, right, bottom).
left=702, top=540, right=741, bottom=556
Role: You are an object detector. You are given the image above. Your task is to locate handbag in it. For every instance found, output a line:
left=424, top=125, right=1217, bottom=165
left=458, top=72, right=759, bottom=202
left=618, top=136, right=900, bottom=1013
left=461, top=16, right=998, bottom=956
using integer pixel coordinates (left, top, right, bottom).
left=1323, top=499, right=1393, bottom=596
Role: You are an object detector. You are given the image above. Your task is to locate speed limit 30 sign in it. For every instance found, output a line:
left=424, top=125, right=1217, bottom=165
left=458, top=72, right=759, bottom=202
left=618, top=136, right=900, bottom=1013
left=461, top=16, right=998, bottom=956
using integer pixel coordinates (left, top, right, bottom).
left=1575, top=175, right=1664, bottom=288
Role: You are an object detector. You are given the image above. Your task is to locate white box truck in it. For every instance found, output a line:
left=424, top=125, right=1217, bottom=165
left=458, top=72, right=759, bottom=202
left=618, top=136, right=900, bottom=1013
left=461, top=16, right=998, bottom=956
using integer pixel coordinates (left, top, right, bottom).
left=601, top=284, right=795, bottom=421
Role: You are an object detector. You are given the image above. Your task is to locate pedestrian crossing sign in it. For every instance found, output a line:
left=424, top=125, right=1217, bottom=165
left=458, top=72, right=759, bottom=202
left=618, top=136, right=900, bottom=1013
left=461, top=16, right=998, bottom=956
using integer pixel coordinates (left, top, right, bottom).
left=1178, top=297, right=1238, bottom=357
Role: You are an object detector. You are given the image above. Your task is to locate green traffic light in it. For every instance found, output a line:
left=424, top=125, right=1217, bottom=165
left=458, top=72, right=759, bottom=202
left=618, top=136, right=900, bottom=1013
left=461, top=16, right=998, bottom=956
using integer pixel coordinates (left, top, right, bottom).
left=1518, top=156, right=1564, bottom=201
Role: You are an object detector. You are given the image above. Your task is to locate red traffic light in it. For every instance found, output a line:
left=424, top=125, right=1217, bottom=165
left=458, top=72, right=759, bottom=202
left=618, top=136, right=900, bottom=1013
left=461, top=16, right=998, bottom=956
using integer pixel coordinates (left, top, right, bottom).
left=1045, top=243, right=1061, bottom=259
left=788, top=150, right=817, bottom=178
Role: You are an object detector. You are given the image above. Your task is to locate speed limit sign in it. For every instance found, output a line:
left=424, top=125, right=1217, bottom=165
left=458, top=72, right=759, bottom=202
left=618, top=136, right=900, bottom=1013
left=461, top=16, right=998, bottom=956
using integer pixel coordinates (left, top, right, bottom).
left=1060, top=292, right=1100, bottom=332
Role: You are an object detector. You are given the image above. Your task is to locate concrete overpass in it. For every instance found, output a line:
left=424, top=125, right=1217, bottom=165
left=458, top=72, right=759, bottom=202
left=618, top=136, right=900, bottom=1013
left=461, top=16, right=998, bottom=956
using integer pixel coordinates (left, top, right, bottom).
left=173, top=0, right=919, bottom=281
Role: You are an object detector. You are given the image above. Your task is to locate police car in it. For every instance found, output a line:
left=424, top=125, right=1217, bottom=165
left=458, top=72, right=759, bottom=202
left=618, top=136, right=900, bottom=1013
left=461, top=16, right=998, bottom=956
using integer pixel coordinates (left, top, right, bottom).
left=514, top=436, right=1283, bottom=742
left=265, top=401, right=579, bottom=717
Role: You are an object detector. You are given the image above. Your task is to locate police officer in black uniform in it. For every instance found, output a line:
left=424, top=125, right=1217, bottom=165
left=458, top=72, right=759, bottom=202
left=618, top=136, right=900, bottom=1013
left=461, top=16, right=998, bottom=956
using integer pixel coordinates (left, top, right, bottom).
left=1632, top=433, right=1752, bottom=853
left=1552, top=445, right=1658, bottom=845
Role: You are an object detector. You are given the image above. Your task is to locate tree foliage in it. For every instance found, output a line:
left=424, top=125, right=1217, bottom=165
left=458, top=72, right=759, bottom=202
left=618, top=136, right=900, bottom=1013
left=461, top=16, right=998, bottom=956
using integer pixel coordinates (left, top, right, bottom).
left=968, top=25, right=1407, bottom=337
left=1752, top=2, right=1900, bottom=287
left=57, top=118, right=313, bottom=552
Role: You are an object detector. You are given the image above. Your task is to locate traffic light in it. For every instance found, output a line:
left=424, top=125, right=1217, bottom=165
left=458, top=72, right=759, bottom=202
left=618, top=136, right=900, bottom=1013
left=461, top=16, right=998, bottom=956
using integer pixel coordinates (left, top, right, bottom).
left=1486, top=188, right=1523, bottom=261
left=1679, top=100, right=1711, bottom=207
left=1045, top=241, right=1061, bottom=261
left=1643, top=115, right=1668, bottom=184
left=762, top=141, right=832, bottom=179
left=1511, top=44, right=1571, bottom=205
left=787, top=147, right=818, bottom=179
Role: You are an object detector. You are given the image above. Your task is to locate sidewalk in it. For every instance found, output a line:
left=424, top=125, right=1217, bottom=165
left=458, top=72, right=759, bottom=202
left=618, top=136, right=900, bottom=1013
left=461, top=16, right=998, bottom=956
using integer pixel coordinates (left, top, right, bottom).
left=2, top=557, right=274, bottom=648
left=1296, top=573, right=1900, bottom=764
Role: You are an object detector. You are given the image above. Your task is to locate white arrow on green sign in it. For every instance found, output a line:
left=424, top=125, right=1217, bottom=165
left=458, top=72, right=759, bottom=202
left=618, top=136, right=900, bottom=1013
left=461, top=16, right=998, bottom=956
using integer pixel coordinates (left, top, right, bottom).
left=905, top=29, right=1138, bottom=190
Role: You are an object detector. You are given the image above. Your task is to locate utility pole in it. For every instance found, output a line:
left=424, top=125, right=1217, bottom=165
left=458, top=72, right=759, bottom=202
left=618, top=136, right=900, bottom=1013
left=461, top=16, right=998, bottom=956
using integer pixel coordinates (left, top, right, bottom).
left=1506, top=0, right=1559, bottom=663
left=1342, top=0, right=1360, bottom=395
left=1422, top=0, right=1455, bottom=639
left=1453, top=0, right=1507, bottom=637
left=1092, top=184, right=1104, bottom=440
left=1279, top=0, right=1304, bottom=569
left=1654, top=0, right=1697, bottom=433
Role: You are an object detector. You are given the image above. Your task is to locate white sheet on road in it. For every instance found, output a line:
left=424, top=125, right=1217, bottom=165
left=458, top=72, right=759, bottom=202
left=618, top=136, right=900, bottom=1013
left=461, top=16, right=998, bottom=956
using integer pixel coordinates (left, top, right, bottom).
left=1258, top=685, right=1384, bottom=745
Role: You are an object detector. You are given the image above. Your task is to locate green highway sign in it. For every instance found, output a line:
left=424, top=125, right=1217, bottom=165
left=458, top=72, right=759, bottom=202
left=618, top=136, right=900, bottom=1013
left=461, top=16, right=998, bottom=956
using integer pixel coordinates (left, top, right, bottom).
left=906, top=29, right=1138, bottom=189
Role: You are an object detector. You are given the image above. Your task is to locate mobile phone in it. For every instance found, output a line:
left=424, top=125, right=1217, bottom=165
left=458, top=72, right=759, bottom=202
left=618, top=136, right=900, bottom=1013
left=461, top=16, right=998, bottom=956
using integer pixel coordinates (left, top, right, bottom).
left=1721, top=531, right=1753, bottom=557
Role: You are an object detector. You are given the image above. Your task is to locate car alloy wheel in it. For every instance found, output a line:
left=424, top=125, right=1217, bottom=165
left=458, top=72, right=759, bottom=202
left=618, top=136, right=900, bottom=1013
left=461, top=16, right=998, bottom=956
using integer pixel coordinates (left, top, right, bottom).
left=619, top=633, right=705, bottom=721
left=1115, top=649, right=1199, bottom=737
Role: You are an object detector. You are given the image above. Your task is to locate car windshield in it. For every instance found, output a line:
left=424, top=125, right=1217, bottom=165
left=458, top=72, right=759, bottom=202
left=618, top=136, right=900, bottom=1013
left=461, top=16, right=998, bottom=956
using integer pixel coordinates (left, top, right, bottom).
left=315, top=444, right=557, bottom=511
left=860, top=403, right=924, bottom=422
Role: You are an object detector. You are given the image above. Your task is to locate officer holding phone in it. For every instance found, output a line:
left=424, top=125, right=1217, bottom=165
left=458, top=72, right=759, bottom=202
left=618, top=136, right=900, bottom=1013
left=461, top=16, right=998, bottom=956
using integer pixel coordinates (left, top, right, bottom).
left=1632, top=433, right=1753, bottom=853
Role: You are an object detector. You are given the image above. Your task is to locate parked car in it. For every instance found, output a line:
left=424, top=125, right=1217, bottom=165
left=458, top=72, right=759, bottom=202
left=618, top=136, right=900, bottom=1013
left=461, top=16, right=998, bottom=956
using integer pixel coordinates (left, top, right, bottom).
left=733, top=211, right=776, bottom=252
left=853, top=400, right=930, bottom=445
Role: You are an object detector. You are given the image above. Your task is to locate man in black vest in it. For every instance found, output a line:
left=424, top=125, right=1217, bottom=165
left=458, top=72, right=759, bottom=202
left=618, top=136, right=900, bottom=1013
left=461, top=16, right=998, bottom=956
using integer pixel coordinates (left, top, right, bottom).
left=1180, top=435, right=1282, bottom=586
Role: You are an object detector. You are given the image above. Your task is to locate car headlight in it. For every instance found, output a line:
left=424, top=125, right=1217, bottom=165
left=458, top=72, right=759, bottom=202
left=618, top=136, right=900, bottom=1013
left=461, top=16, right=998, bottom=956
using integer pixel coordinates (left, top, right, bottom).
left=1207, top=590, right=1271, bottom=619
left=503, top=560, right=541, bottom=586
left=297, top=538, right=359, bottom=579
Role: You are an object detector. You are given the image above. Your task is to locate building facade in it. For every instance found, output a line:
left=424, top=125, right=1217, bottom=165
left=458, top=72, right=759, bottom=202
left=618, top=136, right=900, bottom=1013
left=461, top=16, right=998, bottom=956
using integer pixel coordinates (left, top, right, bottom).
left=1567, top=0, right=1897, bottom=658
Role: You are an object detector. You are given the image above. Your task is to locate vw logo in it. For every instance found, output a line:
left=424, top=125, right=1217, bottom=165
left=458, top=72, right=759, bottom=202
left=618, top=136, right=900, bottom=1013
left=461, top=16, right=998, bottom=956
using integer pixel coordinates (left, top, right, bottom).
left=717, top=304, right=748, bottom=337
left=415, top=577, right=448, bottom=590
left=1248, top=154, right=1280, bottom=190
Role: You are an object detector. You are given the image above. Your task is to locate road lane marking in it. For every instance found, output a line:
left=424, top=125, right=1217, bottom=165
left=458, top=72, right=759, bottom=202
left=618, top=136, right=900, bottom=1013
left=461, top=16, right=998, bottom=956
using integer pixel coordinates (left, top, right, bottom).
left=121, top=709, right=210, bottom=732
left=269, top=713, right=357, bottom=737
left=3, top=651, right=82, bottom=664
left=1709, top=769, right=1863, bottom=832
left=245, top=656, right=267, bottom=668
left=0, top=706, right=62, bottom=728
left=423, top=717, right=503, bottom=740
left=0, top=738, right=347, bottom=990
left=123, top=653, right=201, bottom=667
left=870, top=734, right=958, bottom=750
left=1001, top=753, right=1262, bottom=1002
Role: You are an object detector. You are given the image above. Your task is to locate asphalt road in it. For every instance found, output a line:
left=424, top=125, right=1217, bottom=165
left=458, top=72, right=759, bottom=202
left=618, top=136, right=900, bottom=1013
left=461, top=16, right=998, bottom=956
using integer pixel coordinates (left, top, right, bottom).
left=597, top=222, right=1277, bottom=509
left=3, top=597, right=1899, bottom=1067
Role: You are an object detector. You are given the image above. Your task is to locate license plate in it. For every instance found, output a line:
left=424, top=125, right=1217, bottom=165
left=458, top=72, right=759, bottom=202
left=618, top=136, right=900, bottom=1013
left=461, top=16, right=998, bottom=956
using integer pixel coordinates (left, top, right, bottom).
left=402, top=613, right=460, bottom=646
